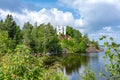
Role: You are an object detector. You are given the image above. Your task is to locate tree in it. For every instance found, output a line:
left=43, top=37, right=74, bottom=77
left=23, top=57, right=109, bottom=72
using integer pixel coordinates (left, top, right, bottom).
left=23, top=22, right=61, bottom=54
left=82, top=34, right=90, bottom=44
left=79, top=40, right=88, bottom=52
left=39, top=23, right=61, bottom=53
left=66, top=26, right=73, bottom=37
left=91, top=40, right=99, bottom=49
left=45, top=23, right=60, bottom=53
left=0, top=30, right=9, bottom=55
left=23, top=22, right=33, bottom=50
left=94, top=41, right=99, bottom=49
left=0, top=15, right=22, bottom=49
left=4, top=15, right=21, bottom=39
left=0, top=20, right=4, bottom=29
left=73, top=29, right=82, bottom=43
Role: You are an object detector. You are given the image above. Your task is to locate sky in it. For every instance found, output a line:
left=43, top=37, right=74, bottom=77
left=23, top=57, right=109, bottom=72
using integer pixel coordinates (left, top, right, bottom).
left=0, top=0, right=120, bottom=44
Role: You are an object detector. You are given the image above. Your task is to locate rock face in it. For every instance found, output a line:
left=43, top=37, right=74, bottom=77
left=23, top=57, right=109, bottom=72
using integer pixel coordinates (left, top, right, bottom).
left=62, top=48, right=68, bottom=54
left=86, top=46, right=104, bottom=53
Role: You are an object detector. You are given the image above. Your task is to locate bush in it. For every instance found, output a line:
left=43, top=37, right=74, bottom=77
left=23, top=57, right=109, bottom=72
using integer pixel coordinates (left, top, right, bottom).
left=100, top=36, right=120, bottom=80
left=80, top=67, right=96, bottom=80
left=0, top=44, right=44, bottom=79
left=0, top=44, right=66, bottom=80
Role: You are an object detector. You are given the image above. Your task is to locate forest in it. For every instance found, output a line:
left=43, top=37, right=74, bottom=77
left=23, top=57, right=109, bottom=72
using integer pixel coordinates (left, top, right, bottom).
left=0, top=15, right=99, bottom=54
left=1, top=15, right=119, bottom=80
left=0, top=14, right=99, bottom=79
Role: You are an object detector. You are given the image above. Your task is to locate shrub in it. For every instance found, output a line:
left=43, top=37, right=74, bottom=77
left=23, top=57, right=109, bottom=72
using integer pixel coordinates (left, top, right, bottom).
left=100, top=36, right=120, bottom=80
left=80, top=67, right=96, bottom=80
left=0, top=44, right=67, bottom=80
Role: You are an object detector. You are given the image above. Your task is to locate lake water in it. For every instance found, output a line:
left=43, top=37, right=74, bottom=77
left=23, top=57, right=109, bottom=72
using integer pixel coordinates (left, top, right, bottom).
left=60, top=49, right=109, bottom=80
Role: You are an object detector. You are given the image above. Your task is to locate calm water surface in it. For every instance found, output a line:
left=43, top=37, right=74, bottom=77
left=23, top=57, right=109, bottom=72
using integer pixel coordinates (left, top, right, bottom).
left=60, top=49, right=109, bottom=80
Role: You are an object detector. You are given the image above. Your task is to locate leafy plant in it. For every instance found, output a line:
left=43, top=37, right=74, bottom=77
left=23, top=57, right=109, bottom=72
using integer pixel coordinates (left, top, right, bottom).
left=99, top=36, right=120, bottom=80
left=0, top=44, right=66, bottom=80
left=80, top=67, right=96, bottom=80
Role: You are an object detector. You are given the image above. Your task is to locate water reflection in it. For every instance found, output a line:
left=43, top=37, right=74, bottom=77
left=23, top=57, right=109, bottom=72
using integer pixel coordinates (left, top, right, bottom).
left=61, top=53, right=90, bottom=75
left=59, top=52, right=106, bottom=80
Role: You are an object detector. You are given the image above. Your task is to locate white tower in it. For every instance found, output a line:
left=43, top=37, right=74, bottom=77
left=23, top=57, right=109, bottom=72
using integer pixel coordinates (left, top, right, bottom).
left=63, top=26, right=66, bottom=35
left=56, top=26, right=66, bottom=35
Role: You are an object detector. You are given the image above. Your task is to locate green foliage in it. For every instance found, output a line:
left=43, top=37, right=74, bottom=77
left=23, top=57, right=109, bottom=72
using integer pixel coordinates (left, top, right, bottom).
left=5, top=15, right=22, bottom=43
left=100, top=36, right=120, bottom=80
left=0, top=30, right=10, bottom=55
left=82, top=34, right=90, bottom=44
left=91, top=40, right=99, bottom=49
left=79, top=40, right=88, bottom=53
left=60, top=26, right=100, bottom=53
left=60, top=38, right=80, bottom=53
left=73, top=29, right=82, bottom=43
left=22, top=22, right=33, bottom=45
left=0, top=20, right=4, bottom=29
left=1, top=15, right=98, bottom=54
left=0, top=44, right=66, bottom=80
left=23, top=22, right=34, bottom=51
left=0, top=14, right=102, bottom=79
left=23, top=22, right=61, bottom=54
left=66, top=26, right=73, bottom=37
left=66, top=26, right=82, bottom=43
left=61, top=26, right=87, bottom=53
left=0, top=44, right=43, bottom=79
left=0, top=15, right=22, bottom=50
left=80, top=67, right=96, bottom=80
left=43, top=69, right=67, bottom=80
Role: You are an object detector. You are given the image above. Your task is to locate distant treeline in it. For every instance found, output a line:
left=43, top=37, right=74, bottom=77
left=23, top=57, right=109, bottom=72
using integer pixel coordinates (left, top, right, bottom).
left=0, top=14, right=99, bottom=54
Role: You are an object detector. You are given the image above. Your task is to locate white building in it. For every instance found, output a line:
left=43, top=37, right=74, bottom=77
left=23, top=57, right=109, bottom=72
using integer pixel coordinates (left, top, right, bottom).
left=57, top=26, right=66, bottom=35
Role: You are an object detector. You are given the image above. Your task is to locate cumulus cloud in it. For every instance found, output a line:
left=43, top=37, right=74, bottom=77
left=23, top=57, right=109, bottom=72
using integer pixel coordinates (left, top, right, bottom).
left=59, top=0, right=120, bottom=32
left=89, top=26, right=120, bottom=44
left=0, top=8, right=84, bottom=29
left=0, top=0, right=120, bottom=43
left=59, top=0, right=120, bottom=43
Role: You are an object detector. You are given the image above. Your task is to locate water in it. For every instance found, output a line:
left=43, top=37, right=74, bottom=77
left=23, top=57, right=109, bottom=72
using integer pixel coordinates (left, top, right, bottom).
left=60, top=50, right=109, bottom=80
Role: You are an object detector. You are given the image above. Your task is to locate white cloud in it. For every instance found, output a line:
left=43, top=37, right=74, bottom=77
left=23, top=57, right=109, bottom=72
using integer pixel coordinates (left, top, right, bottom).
left=0, top=8, right=84, bottom=30
left=59, top=0, right=120, bottom=31
left=88, top=26, right=120, bottom=45
left=75, top=19, right=84, bottom=27
left=103, top=26, right=113, bottom=32
left=59, top=0, right=120, bottom=8
left=59, top=0, right=120, bottom=43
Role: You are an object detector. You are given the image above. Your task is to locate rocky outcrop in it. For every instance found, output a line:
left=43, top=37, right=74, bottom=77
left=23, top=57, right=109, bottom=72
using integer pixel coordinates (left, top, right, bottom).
left=86, top=46, right=104, bottom=53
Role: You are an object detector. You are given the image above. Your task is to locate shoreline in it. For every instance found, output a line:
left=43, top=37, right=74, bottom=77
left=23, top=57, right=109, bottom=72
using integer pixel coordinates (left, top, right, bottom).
left=86, top=47, right=104, bottom=53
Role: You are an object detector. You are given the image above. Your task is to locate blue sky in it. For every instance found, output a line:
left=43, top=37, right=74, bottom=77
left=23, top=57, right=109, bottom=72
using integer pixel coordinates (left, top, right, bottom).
left=0, top=0, right=120, bottom=44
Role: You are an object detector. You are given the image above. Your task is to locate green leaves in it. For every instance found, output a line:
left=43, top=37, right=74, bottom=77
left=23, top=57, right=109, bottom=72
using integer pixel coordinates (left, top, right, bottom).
left=111, top=42, right=116, bottom=48
left=99, top=72, right=106, bottom=77
left=23, top=22, right=61, bottom=53
left=79, top=40, right=87, bottom=53
left=0, top=30, right=10, bottom=55
left=109, top=37, right=113, bottom=41
left=99, top=36, right=106, bottom=40
left=104, top=42, right=109, bottom=47
left=100, top=36, right=120, bottom=80
left=66, top=26, right=73, bottom=37
left=0, top=15, right=22, bottom=50
left=0, top=44, right=66, bottom=80
left=105, top=48, right=110, bottom=54
left=81, top=67, right=96, bottom=80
